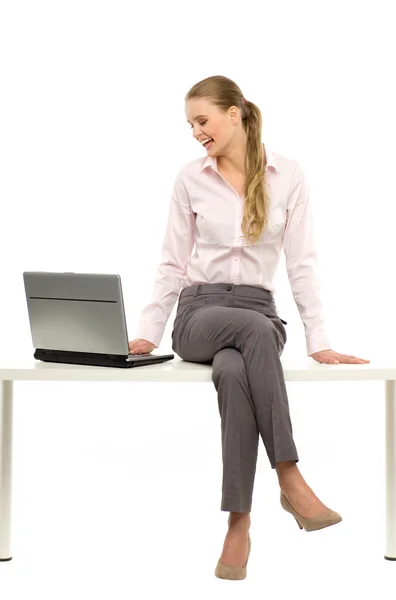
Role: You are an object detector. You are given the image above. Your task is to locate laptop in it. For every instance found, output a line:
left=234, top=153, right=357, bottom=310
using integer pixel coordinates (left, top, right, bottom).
left=23, top=272, right=175, bottom=368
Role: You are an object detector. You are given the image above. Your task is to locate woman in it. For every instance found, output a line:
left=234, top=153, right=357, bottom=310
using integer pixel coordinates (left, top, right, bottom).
left=129, top=75, right=370, bottom=580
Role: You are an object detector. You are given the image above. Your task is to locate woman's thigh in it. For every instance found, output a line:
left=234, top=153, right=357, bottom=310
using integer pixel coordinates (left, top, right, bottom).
left=172, top=293, right=286, bottom=363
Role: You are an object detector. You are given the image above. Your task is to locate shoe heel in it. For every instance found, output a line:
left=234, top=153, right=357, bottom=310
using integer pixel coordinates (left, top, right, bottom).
left=294, top=516, right=303, bottom=529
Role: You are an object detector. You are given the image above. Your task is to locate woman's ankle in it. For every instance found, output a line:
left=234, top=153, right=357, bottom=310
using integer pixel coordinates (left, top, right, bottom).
left=275, top=461, right=301, bottom=485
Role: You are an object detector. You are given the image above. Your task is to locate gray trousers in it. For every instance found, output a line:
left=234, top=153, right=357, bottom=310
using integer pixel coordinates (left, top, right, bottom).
left=171, top=282, right=299, bottom=513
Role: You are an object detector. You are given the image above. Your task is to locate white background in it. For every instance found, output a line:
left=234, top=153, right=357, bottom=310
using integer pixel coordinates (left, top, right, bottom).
left=1, top=0, right=395, bottom=597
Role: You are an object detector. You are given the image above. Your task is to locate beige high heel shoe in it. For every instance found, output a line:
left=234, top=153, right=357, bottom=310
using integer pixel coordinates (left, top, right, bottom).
left=215, top=532, right=251, bottom=580
left=280, top=491, right=342, bottom=531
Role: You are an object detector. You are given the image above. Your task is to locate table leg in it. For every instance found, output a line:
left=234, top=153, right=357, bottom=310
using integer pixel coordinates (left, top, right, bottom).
left=0, top=380, right=13, bottom=561
left=385, top=380, right=396, bottom=560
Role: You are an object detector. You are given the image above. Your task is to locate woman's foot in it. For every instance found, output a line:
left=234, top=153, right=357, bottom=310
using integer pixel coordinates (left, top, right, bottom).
left=280, top=484, right=329, bottom=518
left=219, top=514, right=250, bottom=567
left=276, top=462, right=329, bottom=519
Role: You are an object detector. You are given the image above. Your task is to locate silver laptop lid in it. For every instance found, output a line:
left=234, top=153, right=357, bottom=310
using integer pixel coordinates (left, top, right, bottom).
left=23, top=272, right=130, bottom=355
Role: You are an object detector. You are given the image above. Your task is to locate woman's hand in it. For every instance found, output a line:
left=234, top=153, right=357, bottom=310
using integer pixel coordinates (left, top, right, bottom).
left=309, top=349, right=370, bottom=364
left=128, top=338, right=158, bottom=354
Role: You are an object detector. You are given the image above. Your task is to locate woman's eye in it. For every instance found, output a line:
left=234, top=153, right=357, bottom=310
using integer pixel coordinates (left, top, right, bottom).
left=190, top=121, right=207, bottom=129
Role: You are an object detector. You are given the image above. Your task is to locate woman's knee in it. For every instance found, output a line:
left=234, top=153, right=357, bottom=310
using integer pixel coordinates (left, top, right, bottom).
left=212, top=347, right=245, bottom=385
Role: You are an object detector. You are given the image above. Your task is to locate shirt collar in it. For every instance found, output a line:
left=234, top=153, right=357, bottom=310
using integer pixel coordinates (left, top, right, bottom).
left=199, top=145, right=277, bottom=174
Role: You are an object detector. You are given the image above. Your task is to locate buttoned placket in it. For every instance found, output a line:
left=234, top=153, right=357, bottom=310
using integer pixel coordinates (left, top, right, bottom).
left=213, top=165, right=244, bottom=283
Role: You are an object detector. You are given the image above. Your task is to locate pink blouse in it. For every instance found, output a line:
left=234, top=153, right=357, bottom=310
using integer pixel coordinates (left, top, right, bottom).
left=134, top=146, right=331, bottom=357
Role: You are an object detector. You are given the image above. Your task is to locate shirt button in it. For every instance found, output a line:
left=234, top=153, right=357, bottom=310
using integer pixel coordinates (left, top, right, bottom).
left=226, top=285, right=232, bottom=291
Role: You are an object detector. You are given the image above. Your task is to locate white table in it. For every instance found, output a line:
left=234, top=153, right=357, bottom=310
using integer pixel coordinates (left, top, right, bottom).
left=1, top=357, right=396, bottom=562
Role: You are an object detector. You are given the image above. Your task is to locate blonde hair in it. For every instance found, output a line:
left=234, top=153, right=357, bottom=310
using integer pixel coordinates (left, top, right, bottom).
left=185, top=75, right=270, bottom=246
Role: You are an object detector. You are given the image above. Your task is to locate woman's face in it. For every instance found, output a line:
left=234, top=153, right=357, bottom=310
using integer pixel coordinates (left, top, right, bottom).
left=185, top=98, right=236, bottom=156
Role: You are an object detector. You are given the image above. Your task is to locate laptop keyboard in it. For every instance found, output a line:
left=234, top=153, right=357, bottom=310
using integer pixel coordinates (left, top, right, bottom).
left=127, top=353, right=152, bottom=360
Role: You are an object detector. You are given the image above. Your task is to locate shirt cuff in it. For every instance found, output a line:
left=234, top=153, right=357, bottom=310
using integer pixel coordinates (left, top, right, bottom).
left=306, top=330, right=332, bottom=357
left=133, top=323, right=164, bottom=349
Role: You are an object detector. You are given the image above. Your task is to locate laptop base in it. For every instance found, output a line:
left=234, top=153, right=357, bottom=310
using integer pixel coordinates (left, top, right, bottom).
left=34, top=349, right=174, bottom=369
